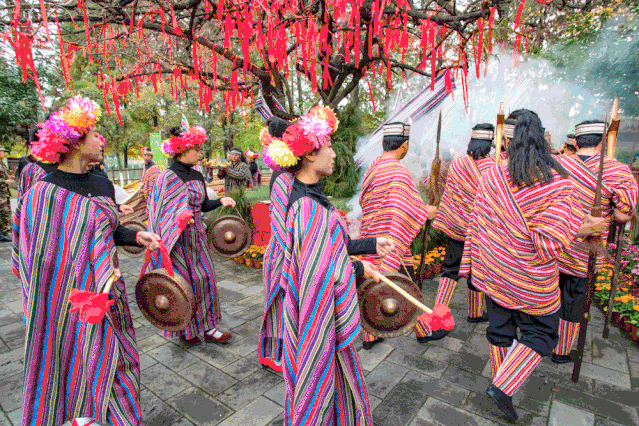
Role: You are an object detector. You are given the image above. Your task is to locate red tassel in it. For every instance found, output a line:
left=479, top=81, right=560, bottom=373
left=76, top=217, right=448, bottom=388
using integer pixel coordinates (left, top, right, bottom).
left=39, top=0, right=50, bottom=42
left=80, top=0, right=93, bottom=62
left=477, top=19, right=484, bottom=78
left=171, top=8, right=183, bottom=35
left=192, top=40, right=199, bottom=78
left=514, top=0, right=526, bottom=30
left=445, top=67, right=452, bottom=93
left=367, top=74, right=376, bottom=112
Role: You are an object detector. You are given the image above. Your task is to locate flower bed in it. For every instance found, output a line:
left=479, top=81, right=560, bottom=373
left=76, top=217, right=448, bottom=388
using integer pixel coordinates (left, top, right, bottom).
left=232, top=244, right=266, bottom=269
left=593, top=236, right=639, bottom=343
left=413, top=246, right=446, bottom=279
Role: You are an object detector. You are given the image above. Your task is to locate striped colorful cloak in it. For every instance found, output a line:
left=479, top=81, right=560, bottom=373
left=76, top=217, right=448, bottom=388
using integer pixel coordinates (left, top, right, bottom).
left=556, top=154, right=638, bottom=277
left=433, top=155, right=495, bottom=241
left=12, top=183, right=141, bottom=426
left=146, top=170, right=221, bottom=339
left=141, top=163, right=161, bottom=200
left=359, top=157, right=428, bottom=272
left=460, top=164, right=584, bottom=315
left=17, top=162, right=48, bottom=200
left=259, top=172, right=294, bottom=362
left=282, top=197, right=372, bottom=426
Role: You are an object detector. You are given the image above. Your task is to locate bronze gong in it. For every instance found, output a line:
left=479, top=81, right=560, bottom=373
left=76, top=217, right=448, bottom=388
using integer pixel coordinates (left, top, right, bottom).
left=207, top=215, right=252, bottom=258
left=357, top=271, right=424, bottom=338
left=117, top=219, right=147, bottom=258
left=136, top=268, right=196, bottom=332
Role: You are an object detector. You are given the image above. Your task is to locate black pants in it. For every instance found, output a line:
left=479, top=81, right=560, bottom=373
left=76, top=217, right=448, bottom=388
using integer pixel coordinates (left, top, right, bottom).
left=559, top=273, right=588, bottom=323
left=442, top=238, right=478, bottom=292
left=485, top=297, right=559, bottom=357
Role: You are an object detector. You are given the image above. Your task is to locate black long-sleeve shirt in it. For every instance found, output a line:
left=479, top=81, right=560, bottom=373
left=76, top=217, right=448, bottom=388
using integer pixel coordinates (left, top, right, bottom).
left=42, top=169, right=141, bottom=246
left=169, top=160, right=223, bottom=212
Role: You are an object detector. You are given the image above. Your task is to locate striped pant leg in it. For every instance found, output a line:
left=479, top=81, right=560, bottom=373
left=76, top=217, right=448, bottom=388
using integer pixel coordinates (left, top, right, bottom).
left=413, top=319, right=431, bottom=338
left=468, top=289, right=484, bottom=318
left=493, top=343, right=542, bottom=397
left=435, top=276, right=458, bottom=306
left=488, top=343, right=509, bottom=380
left=553, top=319, right=580, bottom=356
left=362, top=329, right=378, bottom=343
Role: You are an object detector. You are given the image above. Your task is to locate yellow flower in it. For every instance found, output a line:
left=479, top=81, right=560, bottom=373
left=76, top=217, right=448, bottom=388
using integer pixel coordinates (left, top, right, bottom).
left=622, top=288, right=628, bottom=292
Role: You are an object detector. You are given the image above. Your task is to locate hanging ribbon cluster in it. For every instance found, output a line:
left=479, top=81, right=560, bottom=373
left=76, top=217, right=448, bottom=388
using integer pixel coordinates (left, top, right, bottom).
left=4, top=0, right=537, bottom=116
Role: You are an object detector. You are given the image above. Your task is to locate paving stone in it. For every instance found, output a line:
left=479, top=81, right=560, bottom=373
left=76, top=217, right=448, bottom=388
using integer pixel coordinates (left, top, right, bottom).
left=372, top=376, right=430, bottom=426
left=138, top=353, right=159, bottom=371
left=461, top=333, right=490, bottom=357
left=445, top=351, right=489, bottom=375
left=592, top=380, right=639, bottom=411
left=553, top=387, right=639, bottom=425
left=0, top=348, right=22, bottom=378
left=224, top=350, right=265, bottom=380
left=0, top=373, right=22, bottom=412
left=368, top=394, right=382, bottom=412
left=427, top=336, right=464, bottom=352
left=402, top=373, right=470, bottom=406
left=178, top=362, right=237, bottom=397
left=6, top=409, right=20, bottom=426
left=591, top=338, right=630, bottom=374
left=0, top=322, right=23, bottom=348
left=230, top=317, right=263, bottom=337
left=463, top=392, right=543, bottom=426
left=168, top=387, right=234, bottom=426
left=189, top=342, right=242, bottom=369
left=217, top=369, right=282, bottom=410
left=440, top=366, right=492, bottom=394
left=380, top=334, right=428, bottom=356
left=548, top=401, right=595, bottom=426
left=480, top=359, right=492, bottom=378
left=238, top=285, right=262, bottom=297
left=263, top=381, right=286, bottom=406
left=364, top=360, right=408, bottom=399
left=0, top=309, right=20, bottom=329
left=385, top=350, right=448, bottom=379
left=218, top=288, right=248, bottom=303
left=134, top=324, right=163, bottom=341
left=626, top=349, right=639, bottom=379
left=218, top=396, right=281, bottom=426
left=579, top=363, right=631, bottom=389
left=356, top=342, right=393, bottom=371
left=226, top=334, right=259, bottom=357
left=594, top=416, right=628, bottom=426
left=137, top=334, right=169, bottom=354
left=217, top=312, right=249, bottom=331
left=216, top=280, right=247, bottom=292
left=233, top=304, right=264, bottom=322
left=412, top=397, right=500, bottom=426
left=0, top=413, right=11, bottom=426
left=4, top=301, right=21, bottom=315
left=141, top=363, right=192, bottom=400
left=146, top=342, right=200, bottom=371
left=140, top=385, right=183, bottom=426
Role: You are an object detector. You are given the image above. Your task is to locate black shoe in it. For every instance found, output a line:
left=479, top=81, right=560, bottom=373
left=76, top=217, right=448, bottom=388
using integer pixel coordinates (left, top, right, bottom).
left=551, top=353, right=573, bottom=364
left=362, top=338, right=384, bottom=350
left=486, top=385, right=518, bottom=421
left=468, top=312, right=489, bottom=323
left=417, top=329, right=450, bottom=343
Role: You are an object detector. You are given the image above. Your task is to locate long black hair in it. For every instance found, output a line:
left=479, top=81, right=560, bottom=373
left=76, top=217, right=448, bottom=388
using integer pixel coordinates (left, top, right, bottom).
left=507, top=112, right=567, bottom=187
left=467, top=123, right=494, bottom=159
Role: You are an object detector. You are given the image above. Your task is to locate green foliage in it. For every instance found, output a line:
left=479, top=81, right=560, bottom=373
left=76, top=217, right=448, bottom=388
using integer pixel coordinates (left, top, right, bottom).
left=321, top=104, right=365, bottom=198
left=410, top=225, right=448, bottom=256
left=213, top=188, right=254, bottom=230
left=616, top=150, right=633, bottom=166
left=0, top=59, right=43, bottom=150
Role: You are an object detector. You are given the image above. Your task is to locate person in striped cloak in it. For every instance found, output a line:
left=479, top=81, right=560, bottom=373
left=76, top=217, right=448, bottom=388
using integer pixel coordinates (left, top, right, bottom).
left=140, top=147, right=161, bottom=201
left=259, top=117, right=393, bottom=372
left=148, top=123, right=235, bottom=347
left=358, top=122, right=438, bottom=349
left=552, top=120, right=637, bottom=364
left=262, top=106, right=373, bottom=425
left=459, top=111, right=606, bottom=421
left=12, top=96, right=162, bottom=426
left=429, top=124, right=496, bottom=336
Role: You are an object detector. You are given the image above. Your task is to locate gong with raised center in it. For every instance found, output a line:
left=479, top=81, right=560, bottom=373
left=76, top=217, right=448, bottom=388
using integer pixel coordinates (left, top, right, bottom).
left=357, top=271, right=424, bottom=338
left=117, top=219, right=147, bottom=258
left=136, top=269, right=195, bottom=332
left=207, top=215, right=252, bottom=258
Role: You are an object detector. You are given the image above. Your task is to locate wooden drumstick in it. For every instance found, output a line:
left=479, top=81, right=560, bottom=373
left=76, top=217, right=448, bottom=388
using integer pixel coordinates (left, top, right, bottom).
left=374, top=272, right=433, bottom=314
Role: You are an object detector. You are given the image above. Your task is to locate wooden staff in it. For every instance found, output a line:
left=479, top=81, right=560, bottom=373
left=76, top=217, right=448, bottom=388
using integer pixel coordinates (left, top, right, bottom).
left=572, top=120, right=608, bottom=383
left=603, top=222, right=625, bottom=338
left=417, top=112, right=443, bottom=284
left=606, top=99, right=621, bottom=244
left=494, top=103, right=505, bottom=165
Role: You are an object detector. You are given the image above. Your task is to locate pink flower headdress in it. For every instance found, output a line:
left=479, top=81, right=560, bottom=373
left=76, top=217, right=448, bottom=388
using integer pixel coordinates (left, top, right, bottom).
left=31, top=96, right=102, bottom=164
left=162, top=116, right=207, bottom=157
left=260, top=106, right=339, bottom=170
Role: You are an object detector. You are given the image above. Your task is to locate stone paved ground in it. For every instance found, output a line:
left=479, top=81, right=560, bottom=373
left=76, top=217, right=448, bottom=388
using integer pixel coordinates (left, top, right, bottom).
left=1, top=243, right=638, bottom=426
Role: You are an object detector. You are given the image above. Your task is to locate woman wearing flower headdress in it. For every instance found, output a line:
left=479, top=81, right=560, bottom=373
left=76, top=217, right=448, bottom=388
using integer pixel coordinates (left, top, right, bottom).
left=147, top=120, right=235, bottom=346
left=260, top=106, right=384, bottom=425
left=11, top=96, right=162, bottom=426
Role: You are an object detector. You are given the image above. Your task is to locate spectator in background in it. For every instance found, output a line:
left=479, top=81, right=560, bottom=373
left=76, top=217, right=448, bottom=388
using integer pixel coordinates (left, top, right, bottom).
left=561, top=134, right=577, bottom=157
left=221, top=147, right=251, bottom=194
left=0, top=147, right=14, bottom=242
left=244, top=149, right=262, bottom=188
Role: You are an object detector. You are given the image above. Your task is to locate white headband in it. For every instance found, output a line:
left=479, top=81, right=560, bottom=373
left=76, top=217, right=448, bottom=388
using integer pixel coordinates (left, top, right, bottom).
left=503, top=124, right=515, bottom=139
left=229, top=149, right=242, bottom=155
left=575, top=123, right=606, bottom=137
left=383, top=123, right=411, bottom=137
left=471, top=129, right=494, bottom=140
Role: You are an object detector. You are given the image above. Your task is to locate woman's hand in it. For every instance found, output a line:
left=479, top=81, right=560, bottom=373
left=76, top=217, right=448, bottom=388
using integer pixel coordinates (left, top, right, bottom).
left=119, top=205, right=134, bottom=215
left=136, top=232, right=161, bottom=250
left=221, top=197, right=236, bottom=207
left=376, top=237, right=395, bottom=259
left=425, top=205, right=438, bottom=220
left=361, top=260, right=380, bottom=282
left=577, top=214, right=607, bottom=237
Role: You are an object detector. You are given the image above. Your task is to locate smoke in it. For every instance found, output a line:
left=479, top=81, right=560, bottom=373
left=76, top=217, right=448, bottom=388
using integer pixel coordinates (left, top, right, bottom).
left=346, top=13, right=639, bottom=237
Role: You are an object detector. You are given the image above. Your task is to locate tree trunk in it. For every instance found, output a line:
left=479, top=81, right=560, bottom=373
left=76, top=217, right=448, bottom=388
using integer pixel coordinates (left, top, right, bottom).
left=123, top=147, right=128, bottom=168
